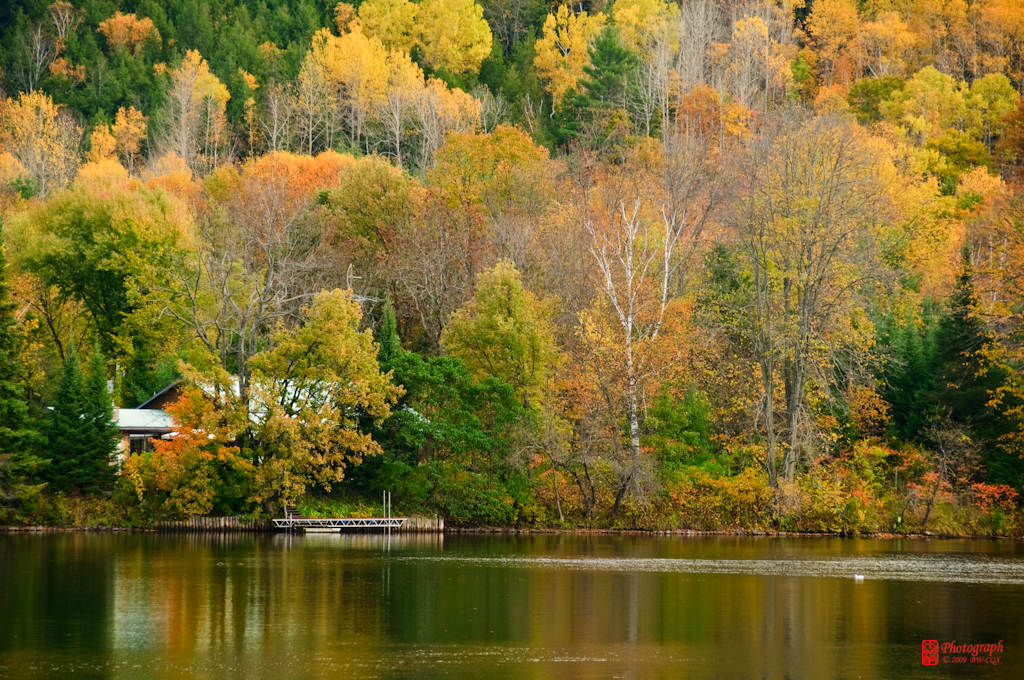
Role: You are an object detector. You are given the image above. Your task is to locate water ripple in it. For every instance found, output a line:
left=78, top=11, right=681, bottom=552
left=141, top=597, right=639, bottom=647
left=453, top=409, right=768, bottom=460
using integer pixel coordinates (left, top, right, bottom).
left=394, top=554, right=1024, bottom=584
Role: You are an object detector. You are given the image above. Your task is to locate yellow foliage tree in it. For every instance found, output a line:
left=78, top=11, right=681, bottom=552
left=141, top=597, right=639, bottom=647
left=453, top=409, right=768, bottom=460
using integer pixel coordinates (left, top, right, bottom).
left=721, top=15, right=793, bottom=109
left=973, top=0, right=1024, bottom=86
left=331, top=26, right=390, bottom=144
left=76, top=157, right=131, bottom=187
left=736, top=116, right=907, bottom=485
left=358, top=0, right=419, bottom=53
left=112, top=105, right=147, bottom=171
left=856, top=10, right=916, bottom=78
left=162, top=50, right=230, bottom=173
left=428, top=123, right=553, bottom=210
left=87, top=124, right=117, bottom=163
left=416, top=0, right=493, bottom=75
left=442, top=260, right=560, bottom=406
left=888, top=0, right=974, bottom=80
left=427, top=124, right=557, bottom=267
left=247, top=289, right=401, bottom=507
left=378, top=49, right=425, bottom=166
left=534, top=5, right=606, bottom=104
left=97, top=11, right=160, bottom=54
left=159, top=289, right=401, bottom=510
left=806, top=0, right=861, bottom=86
left=142, top=153, right=203, bottom=214
left=0, top=154, right=27, bottom=188
left=417, top=78, right=481, bottom=166
left=611, top=0, right=679, bottom=54
left=296, top=26, right=390, bottom=150
left=86, top=105, right=147, bottom=171
left=0, top=91, right=80, bottom=195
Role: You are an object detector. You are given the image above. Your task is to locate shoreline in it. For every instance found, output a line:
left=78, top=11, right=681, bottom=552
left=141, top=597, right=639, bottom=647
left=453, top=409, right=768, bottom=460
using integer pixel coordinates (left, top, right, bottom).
left=445, top=526, right=1021, bottom=540
left=1, top=524, right=1019, bottom=540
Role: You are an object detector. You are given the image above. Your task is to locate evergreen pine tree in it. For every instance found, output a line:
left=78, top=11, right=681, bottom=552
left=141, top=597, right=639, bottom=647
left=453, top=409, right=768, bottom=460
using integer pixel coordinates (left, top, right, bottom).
left=578, top=26, right=638, bottom=110
left=933, top=250, right=1020, bottom=486
left=0, top=225, right=45, bottom=513
left=44, top=346, right=119, bottom=494
left=81, top=345, right=120, bottom=492
left=376, top=297, right=402, bottom=369
left=556, top=26, right=639, bottom=146
left=879, top=309, right=942, bottom=441
left=878, top=252, right=1023, bottom=486
left=44, top=349, right=89, bottom=493
left=935, top=252, right=1004, bottom=427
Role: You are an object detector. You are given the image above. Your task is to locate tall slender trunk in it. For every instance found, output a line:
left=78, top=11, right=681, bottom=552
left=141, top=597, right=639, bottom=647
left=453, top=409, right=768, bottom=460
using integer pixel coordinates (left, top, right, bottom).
left=548, top=454, right=564, bottom=522
left=626, top=337, right=641, bottom=464
left=783, top=359, right=804, bottom=482
left=616, top=315, right=642, bottom=517
left=611, top=467, right=635, bottom=518
left=921, top=459, right=946, bottom=533
left=762, top=359, right=778, bottom=488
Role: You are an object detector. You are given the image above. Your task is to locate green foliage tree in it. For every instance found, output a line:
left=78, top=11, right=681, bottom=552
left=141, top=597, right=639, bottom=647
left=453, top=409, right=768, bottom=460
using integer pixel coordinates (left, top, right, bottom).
left=15, top=178, right=187, bottom=403
left=933, top=252, right=1022, bottom=487
left=881, top=253, right=1024, bottom=489
left=556, top=25, right=638, bottom=146
left=0, top=225, right=46, bottom=519
left=645, top=385, right=721, bottom=482
left=43, top=345, right=119, bottom=494
left=878, top=308, right=942, bottom=442
left=847, top=76, right=905, bottom=124
left=245, top=289, right=402, bottom=507
left=355, top=300, right=530, bottom=524
left=441, top=260, right=558, bottom=406
left=376, top=296, right=402, bottom=367
left=577, top=25, right=638, bottom=110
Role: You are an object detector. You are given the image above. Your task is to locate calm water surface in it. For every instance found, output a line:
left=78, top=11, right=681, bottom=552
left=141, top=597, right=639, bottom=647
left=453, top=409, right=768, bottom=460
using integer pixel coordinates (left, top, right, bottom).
left=1, top=532, right=1022, bottom=679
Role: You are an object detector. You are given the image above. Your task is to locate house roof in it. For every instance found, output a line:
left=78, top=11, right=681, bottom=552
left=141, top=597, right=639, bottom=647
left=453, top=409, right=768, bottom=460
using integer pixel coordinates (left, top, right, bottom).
left=136, top=380, right=182, bottom=409
left=115, top=408, right=174, bottom=432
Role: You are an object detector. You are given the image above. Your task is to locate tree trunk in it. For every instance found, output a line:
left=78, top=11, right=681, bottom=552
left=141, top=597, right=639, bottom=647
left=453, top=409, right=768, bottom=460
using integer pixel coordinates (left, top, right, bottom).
left=783, top=359, right=804, bottom=482
left=920, top=471, right=941, bottom=533
left=620, top=318, right=642, bottom=510
left=610, top=467, right=635, bottom=518
left=761, top=359, right=779, bottom=488
left=548, top=454, right=564, bottom=523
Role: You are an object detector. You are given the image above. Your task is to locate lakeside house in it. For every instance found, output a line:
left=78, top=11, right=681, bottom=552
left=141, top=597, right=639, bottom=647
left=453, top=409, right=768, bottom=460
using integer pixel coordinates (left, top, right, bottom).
left=110, top=377, right=385, bottom=461
left=113, top=381, right=181, bottom=460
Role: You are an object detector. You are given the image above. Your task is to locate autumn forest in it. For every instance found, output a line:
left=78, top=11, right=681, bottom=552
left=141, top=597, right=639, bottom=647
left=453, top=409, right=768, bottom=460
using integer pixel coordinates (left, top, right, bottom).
left=1, top=0, right=1024, bottom=535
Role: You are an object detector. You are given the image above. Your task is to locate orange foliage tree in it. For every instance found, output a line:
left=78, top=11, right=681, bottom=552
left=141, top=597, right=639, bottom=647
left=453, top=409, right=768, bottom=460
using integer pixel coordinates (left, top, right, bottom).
left=140, top=289, right=401, bottom=514
left=572, top=138, right=720, bottom=514
left=97, top=12, right=160, bottom=54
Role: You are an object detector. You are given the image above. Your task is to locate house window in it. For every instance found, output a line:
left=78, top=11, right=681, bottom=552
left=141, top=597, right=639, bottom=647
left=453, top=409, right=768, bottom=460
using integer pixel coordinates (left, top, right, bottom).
left=129, top=435, right=156, bottom=454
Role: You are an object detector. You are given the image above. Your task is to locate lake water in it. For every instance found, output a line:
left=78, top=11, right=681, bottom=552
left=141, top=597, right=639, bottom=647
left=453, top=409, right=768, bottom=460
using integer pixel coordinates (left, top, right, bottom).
left=1, top=532, right=1021, bottom=678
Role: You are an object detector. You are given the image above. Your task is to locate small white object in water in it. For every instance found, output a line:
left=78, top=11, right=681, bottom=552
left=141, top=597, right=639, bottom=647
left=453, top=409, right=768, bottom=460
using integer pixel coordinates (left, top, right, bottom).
left=854, top=574, right=865, bottom=581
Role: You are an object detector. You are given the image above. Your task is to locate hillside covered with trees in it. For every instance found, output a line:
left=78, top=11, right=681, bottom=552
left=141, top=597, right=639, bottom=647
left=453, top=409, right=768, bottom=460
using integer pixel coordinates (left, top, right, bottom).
left=2, top=0, right=1024, bottom=535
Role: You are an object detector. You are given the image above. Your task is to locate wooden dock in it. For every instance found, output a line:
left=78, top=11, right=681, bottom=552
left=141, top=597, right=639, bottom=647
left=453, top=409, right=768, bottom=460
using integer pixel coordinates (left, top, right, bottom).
left=156, top=516, right=272, bottom=532
left=271, top=515, right=443, bottom=533
left=272, top=516, right=405, bottom=531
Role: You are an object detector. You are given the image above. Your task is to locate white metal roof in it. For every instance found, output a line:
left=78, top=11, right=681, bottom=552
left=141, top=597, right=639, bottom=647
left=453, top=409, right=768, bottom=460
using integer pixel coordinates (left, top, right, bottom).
left=115, top=408, right=175, bottom=431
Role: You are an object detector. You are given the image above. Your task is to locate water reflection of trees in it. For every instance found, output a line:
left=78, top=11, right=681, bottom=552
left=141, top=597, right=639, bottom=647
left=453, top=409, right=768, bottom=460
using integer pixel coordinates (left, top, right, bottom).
left=0, top=535, right=1020, bottom=679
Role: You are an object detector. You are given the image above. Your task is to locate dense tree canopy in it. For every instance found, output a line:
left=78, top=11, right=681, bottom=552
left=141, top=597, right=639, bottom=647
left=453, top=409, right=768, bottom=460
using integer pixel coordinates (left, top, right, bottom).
left=2, top=0, right=1024, bottom=534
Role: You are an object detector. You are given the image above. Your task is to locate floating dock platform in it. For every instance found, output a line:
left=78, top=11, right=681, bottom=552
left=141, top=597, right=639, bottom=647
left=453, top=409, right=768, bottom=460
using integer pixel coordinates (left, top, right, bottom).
left=271, top=516, right=443, bottom=533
